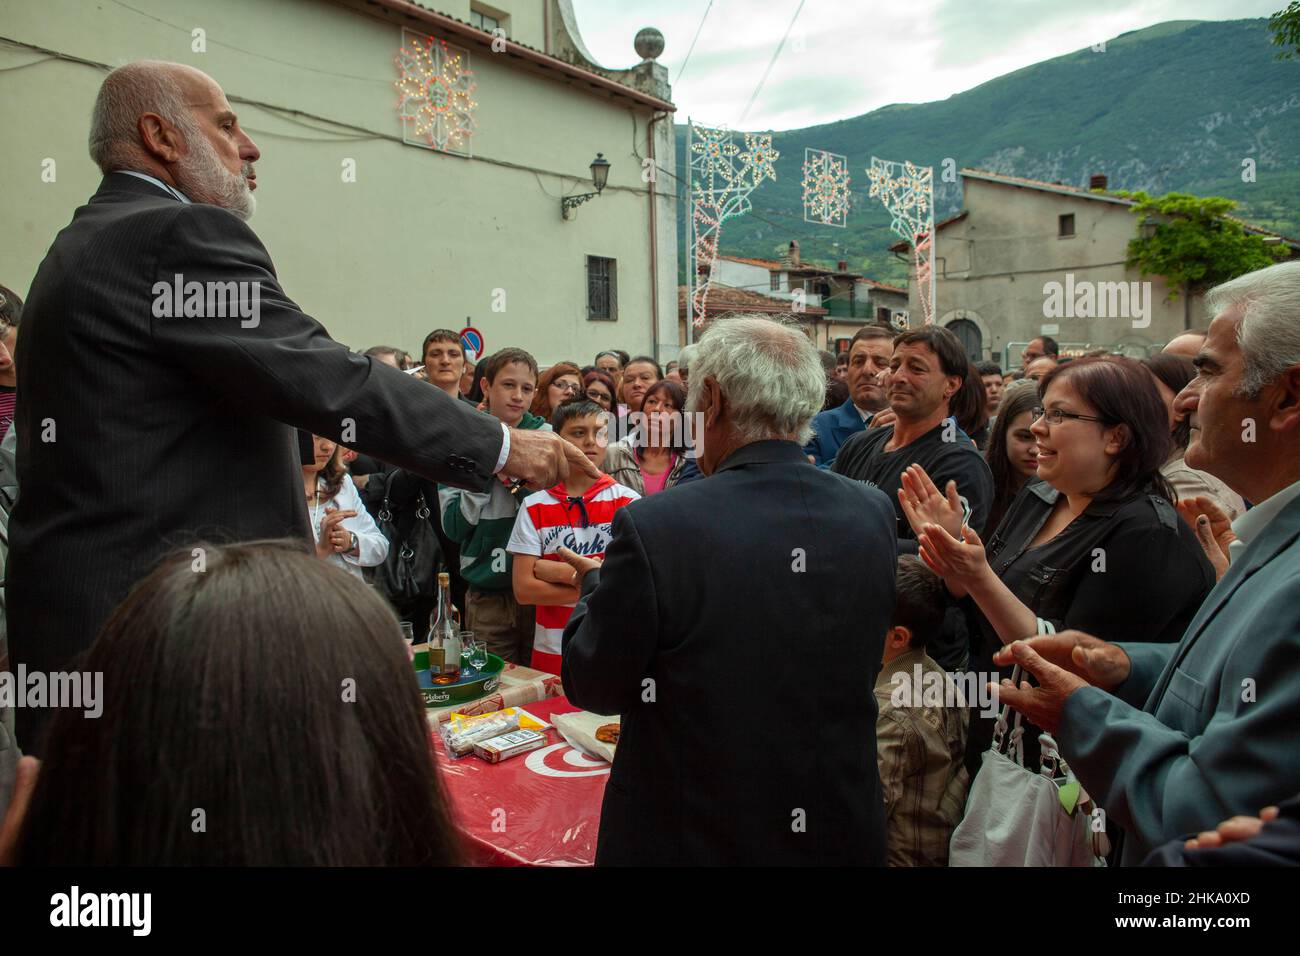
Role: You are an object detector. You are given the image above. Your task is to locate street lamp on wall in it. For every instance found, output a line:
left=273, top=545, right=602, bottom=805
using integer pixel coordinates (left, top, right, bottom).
left=561, top=153, right=611, bottom=220
left=1138, top=216, right=1159, bottom=240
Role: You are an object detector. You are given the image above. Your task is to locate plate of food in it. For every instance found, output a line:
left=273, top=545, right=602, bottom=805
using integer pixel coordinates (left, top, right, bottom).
left=552, top=711, right=620, bottom=763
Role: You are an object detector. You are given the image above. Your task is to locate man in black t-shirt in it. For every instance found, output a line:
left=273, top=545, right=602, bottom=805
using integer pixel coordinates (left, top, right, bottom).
left=833, top=326, right=993, bottom=669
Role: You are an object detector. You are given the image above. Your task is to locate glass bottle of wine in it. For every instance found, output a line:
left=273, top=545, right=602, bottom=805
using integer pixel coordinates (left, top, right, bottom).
left=428, top=572, right=461, bottom=685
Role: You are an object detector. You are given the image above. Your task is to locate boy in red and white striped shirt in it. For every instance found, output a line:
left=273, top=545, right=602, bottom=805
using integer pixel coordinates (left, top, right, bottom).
left=508, top=400, right=640, bottom=675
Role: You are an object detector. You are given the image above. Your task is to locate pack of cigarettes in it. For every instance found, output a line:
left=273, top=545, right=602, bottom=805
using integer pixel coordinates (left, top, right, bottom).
left=473, top=728, right=549, bottom=763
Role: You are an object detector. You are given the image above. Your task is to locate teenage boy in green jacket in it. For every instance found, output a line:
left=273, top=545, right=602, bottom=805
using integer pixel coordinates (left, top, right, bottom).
left=438, top=348, right=549, bottom=664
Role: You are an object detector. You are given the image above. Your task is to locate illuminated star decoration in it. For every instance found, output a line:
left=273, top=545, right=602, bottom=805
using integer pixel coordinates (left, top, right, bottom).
left=867, top=157, right=935, bottom=324
left=395, top=30, right=477, bottom=154
left=802, top=148, right=850, bottom=227
left=687, top=124, right=779, bottom=327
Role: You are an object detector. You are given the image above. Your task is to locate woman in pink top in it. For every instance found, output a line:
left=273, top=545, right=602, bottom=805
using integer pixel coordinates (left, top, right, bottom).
left=601, top=380, right=687, bottom=495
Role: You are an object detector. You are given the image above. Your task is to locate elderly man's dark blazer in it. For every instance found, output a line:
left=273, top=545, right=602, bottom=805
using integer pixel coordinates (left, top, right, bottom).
left=562, top=440, right=897, bottom=866
left=8, top=173, right=503, bottom=751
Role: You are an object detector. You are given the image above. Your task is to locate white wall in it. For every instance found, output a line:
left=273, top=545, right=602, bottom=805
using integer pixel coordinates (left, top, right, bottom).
left=0, top=0, right=678, bottom=367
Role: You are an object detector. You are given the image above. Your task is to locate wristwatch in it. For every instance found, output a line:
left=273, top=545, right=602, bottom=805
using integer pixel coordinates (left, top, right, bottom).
left=348, top=531, right=359, bottom=554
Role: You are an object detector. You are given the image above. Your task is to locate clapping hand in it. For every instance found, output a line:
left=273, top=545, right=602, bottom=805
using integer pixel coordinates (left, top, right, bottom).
left=917, top=521, right=989, bottom=593
left=899, top=464, right=966, bottom=540
left=1176, top=495, right=1236, bottom=580
left=992, top=629, right=1131, bottom=692
left=988, top=640, right=1089, bottom=734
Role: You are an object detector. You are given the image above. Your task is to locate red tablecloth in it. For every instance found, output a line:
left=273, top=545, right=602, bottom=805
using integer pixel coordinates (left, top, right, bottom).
left=434, top=696, right=608, bottom=866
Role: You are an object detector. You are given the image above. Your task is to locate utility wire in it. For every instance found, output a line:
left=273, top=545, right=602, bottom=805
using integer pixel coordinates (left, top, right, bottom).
left=737, top=0, right=805, bottom=126
left=674, top=0, right=714, bottom=85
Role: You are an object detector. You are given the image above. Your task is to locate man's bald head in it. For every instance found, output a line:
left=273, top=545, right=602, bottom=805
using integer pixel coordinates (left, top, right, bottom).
left=89, top=60, right=260, bottom=220
left=1162, top=330, right=1208, bottom=359
left=90, top=61, right=205, bottom=173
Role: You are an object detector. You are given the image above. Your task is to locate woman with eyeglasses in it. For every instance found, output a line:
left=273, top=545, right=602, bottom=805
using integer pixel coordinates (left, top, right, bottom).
left=898, top=357, right=1215, bottom=773
left=530, top=361, right=583, bottom=422
left=582, top=368, right=617, bottom=412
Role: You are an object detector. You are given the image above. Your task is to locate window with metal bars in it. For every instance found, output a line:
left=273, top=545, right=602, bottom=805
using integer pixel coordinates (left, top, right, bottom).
left=587, top=256, right=617, bottom=321
left=470, top=10, right=501, bottom=33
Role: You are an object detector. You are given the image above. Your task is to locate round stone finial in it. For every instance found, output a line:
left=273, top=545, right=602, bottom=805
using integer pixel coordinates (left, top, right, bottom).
left=634, top=27, right=664, bottom=61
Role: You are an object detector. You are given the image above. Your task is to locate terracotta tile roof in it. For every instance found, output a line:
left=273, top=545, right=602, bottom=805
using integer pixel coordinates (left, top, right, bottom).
left=716, top=254, right=783, bottom=269
left=677, top=284, right=828, bottom=317
left=960, top=169, right=1136, bottom=206
left=855, top=278, right=908, bottom=295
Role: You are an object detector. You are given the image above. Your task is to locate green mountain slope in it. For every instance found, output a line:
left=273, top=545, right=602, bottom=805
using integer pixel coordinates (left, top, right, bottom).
left=674, top=18, right=1299, bottom=287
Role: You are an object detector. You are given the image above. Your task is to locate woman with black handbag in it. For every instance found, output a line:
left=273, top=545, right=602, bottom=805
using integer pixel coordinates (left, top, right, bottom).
left=362, top=464, right=449, bottom=638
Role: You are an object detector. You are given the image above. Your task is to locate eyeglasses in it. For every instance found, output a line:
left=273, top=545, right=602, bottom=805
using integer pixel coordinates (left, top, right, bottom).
left=1031, top=406, right=1107, bottom=427
left=554, top=381, right=580, bottom=394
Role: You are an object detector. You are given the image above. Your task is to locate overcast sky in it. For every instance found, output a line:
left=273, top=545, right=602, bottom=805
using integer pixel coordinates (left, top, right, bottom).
left=569, top=0, right=1282, bottom=130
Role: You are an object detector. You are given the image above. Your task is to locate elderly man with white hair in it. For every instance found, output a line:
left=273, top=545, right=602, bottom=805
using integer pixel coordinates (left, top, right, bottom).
left=554, top=315, right=898, bottom=866
left=7, top=60, right=594, bottom=754
left=993, top=260, right=1300, bottom=865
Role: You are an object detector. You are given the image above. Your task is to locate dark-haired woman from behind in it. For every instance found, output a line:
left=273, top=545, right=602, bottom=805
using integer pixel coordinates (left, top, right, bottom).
left=5, top=541, right=463, bottom=865
left=950, top=361, right=991, bottom=450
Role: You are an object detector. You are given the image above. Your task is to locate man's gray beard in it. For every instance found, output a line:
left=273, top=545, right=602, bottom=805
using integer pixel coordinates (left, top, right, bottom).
left=175, top=126, right=256, bottom=221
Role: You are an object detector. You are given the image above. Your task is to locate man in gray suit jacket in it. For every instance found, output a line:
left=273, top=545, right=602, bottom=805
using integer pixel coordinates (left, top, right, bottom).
left=8, top=61, right=593, bottom=754
left=993, top=260, right=1300, bottom=864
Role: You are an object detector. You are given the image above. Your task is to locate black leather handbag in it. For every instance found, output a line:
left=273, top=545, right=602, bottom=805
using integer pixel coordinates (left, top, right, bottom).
left=372, top=469, right=440, bottom=604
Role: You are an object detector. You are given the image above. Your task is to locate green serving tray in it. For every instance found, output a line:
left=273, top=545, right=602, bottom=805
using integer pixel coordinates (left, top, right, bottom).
left=413, top=645, right=505, bottom=708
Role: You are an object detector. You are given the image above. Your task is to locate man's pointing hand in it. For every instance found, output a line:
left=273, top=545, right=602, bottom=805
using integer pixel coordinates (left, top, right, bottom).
left=503, top=428, right=602, bottom=489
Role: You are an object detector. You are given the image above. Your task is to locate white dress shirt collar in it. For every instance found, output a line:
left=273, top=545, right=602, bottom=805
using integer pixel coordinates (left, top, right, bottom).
left=118, top=170, right=191, bottom=204
left=1229, top=477, right=1300, bottom=562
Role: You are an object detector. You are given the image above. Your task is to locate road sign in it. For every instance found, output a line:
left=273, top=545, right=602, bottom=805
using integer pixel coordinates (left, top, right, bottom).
left=460, top=326, right=484, bottom=358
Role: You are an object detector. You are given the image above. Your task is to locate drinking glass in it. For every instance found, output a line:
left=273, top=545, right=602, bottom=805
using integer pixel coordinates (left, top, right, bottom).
left=469, top=640, right=488, bottom=672
left=399, top=622, right=415, bottom=662
left=459, top=630, right=476, bottom=676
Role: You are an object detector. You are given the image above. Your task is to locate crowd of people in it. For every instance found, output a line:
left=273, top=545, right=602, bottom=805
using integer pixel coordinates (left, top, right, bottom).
left=1, top=60, right=1299, bottom=869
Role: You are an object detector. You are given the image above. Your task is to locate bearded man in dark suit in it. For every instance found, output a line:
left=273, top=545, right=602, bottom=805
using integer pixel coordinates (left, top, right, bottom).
left=8, top=61, right=594, bottom=753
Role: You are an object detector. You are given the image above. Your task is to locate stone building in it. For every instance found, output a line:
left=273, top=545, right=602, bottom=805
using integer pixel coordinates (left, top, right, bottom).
left=892, top=168, right=1298, bottom=366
